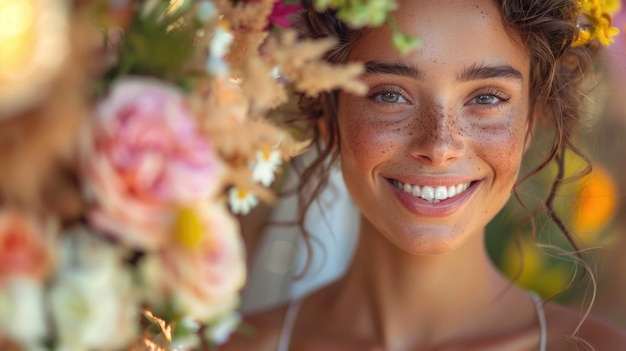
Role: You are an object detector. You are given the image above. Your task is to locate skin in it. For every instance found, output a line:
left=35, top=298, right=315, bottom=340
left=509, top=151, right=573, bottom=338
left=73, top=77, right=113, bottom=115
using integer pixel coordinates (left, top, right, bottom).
left=224, top=0, right=626, bottom=350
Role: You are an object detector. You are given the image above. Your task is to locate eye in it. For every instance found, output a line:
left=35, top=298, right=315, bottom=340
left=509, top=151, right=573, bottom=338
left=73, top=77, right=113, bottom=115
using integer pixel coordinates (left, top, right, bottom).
left=376, top=92, right=407, bottom=103
left=368, top=85, right=410, bottom=105
left=472, top=94, right=500, bottom=105
left=468, top=87, right=511, bottom=107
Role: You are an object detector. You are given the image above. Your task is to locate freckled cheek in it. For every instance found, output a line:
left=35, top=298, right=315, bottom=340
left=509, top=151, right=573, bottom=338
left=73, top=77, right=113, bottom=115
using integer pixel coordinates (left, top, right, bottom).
left=338, top=104, right=408, bottom=165
left=472, top=117, right=527, bottom=181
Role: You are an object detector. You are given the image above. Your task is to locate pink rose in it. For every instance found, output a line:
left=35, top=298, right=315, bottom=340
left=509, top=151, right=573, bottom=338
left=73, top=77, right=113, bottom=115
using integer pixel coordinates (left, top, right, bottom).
left=0, top=211, right=52, bottom=284
left=82, top=78, right=222, bottom=249
left=158, top=204, right=246, bottom=321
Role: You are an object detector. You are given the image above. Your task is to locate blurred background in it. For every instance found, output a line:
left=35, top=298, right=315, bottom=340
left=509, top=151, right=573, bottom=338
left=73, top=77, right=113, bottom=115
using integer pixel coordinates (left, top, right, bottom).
left=241, top=6, right=626, bottom=328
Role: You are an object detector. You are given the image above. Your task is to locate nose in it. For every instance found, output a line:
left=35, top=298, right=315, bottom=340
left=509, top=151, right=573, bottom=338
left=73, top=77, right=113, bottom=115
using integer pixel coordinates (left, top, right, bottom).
left=409, top=108, right=465, bottom=167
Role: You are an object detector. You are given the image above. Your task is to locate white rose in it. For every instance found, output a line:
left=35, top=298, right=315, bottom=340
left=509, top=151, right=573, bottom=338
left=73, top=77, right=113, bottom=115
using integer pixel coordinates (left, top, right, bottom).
left=48, top=230, right=139, bottom=351
left=0, top=278, right=47, bottom=349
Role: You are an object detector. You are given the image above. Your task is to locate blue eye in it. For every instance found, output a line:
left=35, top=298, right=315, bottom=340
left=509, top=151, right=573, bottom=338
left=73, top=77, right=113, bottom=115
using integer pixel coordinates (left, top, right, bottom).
left=469, top=88, right=511, bottom=107
left=472, top=94, right=500, bottom=105
left=373, top=92, right=408, bottom=104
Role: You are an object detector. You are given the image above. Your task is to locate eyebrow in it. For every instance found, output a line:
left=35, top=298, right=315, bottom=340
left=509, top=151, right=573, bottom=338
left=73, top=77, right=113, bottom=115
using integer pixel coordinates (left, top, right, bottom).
left=362, top=60, right=523, bottom=83
left=457, top=63, right=523, bottom=82
left=363, top=61, right=426, bottom=80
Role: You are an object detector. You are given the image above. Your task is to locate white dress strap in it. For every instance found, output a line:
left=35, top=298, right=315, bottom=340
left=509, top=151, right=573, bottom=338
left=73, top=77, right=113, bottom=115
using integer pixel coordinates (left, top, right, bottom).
left=529, top=292, right=547, bottom=351
left=277, top=299, right=302, bottom=351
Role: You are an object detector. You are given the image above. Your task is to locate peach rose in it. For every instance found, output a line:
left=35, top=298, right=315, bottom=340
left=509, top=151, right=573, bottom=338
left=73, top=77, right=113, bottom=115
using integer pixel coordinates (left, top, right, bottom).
left=147, top=204, right=246, bottom=322
left=0, top=210, right=52, bottom=284
left=82, top=78, right=222, bottom=249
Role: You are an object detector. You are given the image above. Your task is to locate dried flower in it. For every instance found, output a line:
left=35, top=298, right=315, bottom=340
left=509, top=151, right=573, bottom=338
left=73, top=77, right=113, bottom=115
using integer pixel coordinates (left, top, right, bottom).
left=268, top=32, right=367, bottom=97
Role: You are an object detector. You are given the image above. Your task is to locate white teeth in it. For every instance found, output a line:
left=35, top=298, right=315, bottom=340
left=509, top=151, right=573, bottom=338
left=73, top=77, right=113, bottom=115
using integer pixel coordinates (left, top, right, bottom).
left=403, top=183, right=411, bottom=193
left=447, top=185, right=456, bottom=197
left=395, top=179, right=472, bottom=203
left=411, top=185, right=421, bottom=197
left=421, top=186, right=435, bottom=201
left=435, top=186, right=447, bottom=200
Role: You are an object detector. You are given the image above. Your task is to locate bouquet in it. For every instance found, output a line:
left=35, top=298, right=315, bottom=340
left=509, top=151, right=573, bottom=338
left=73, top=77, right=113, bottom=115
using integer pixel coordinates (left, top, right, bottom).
left=0, top=0, right=368, bottom=349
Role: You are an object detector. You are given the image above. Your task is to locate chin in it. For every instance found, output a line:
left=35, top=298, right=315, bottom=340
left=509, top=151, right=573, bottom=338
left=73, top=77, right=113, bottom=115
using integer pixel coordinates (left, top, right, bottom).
left=380, top=221, right=479, bottom=255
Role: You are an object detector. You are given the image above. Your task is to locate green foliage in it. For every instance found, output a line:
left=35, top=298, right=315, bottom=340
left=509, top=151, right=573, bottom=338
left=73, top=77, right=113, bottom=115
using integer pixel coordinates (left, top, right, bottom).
left=110, top=1, right=202, bottom=82
left=313, top=0, right=421, bottom=54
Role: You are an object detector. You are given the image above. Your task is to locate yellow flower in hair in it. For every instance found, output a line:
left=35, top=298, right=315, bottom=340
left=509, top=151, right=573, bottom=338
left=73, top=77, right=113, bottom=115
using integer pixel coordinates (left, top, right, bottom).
left=574, top=0, right=621, bottom=46
left=580, top=0, right=619, bottom=14
left=593, top=13, right=620, bottom=45
left=573, top=29, right=593, bottom=47
left=594, top=0, right=621, bottom=14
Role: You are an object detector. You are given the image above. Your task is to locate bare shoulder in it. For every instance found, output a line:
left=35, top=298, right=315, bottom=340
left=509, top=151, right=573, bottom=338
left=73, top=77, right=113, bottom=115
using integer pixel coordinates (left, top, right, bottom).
left=218, top=304, right=287, bottom=351
left=544, top=301, right=626, bottom=351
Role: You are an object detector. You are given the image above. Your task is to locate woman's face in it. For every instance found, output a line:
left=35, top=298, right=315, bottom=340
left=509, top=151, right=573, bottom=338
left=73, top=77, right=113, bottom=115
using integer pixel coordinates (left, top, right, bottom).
left=338, top=0, right=531, bottom=254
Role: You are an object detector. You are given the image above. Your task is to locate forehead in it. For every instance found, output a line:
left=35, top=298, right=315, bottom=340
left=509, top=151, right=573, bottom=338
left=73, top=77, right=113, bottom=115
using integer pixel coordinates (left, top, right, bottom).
left=348, top=0, right=529, bottom=80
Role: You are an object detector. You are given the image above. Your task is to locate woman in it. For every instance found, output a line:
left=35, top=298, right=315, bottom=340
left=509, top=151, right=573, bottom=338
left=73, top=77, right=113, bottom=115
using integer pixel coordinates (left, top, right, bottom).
left=226, top=0, right=626, bottom=349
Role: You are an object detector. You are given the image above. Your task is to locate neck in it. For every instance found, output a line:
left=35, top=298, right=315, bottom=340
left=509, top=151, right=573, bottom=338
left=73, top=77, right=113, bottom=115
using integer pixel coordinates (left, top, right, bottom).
left=324, top=216, right=530, bottom=350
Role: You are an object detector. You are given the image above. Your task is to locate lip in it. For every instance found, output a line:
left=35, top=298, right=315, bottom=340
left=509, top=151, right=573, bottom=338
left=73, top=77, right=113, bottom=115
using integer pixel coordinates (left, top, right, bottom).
left=384, top=176, right=481, bottom=217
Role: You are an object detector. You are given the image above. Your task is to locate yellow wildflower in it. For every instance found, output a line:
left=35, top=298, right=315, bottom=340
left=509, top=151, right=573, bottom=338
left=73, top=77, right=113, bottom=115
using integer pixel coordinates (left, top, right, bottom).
left=574, top=0, right=621, bottom=46
left=501, top=236, right=571, bottom=298
left=573, top=165, right=618, bottom=238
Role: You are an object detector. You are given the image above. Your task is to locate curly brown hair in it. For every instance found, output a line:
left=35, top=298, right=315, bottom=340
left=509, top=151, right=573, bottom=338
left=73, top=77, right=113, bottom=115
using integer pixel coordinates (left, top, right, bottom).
left=291, top=0, right=598, bottom=272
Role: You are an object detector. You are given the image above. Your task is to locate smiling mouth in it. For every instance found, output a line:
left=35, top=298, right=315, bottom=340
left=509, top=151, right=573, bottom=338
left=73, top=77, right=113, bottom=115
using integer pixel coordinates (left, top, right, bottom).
left=387, top=178, right=475, bottom=203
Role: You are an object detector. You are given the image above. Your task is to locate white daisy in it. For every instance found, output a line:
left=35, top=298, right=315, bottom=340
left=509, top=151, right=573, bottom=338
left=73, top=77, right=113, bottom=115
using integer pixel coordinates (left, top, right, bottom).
left=252, top=149, right=281, bottom=187
left=228, top=188, right=258, bottom=215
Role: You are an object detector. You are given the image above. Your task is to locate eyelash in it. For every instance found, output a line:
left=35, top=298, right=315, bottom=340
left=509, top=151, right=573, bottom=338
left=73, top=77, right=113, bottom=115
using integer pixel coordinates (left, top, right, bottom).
left=367, top=85, right=410, bottom=105
left=365, top=85, right=512, bottom=111
left=468, top=87, right=511, bottom=109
